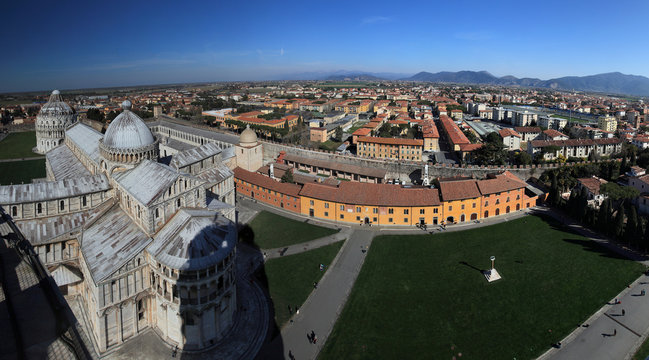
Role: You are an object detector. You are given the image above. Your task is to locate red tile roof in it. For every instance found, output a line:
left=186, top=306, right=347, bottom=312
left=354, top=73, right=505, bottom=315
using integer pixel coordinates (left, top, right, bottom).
left=299, top=182, right=441, bottom=206
left=577, top=177, right=607, bottom=195
left=477, top=173, right=527, bottom=195
left=542, top=129, right=566, bottom=138
left=499, top=128, right=521, bottom=138
left=438, top=179, right=481, bottom=201
left=514, top=126, right=542, bottom=133
left=233, top=167, right=302, bottom=197
left=439, top=115, right=470, bottom=146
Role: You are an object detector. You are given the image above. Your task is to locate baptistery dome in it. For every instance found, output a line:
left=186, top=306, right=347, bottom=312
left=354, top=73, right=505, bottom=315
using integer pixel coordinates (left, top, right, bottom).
left=103, top=100, right=155, bottom=149
left=35, top=90, right=77, bottom=154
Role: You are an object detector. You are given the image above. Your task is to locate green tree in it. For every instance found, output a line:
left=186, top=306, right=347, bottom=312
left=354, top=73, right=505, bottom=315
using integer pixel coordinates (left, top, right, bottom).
left=280, top=170, right=294, bottom=183
left=514, top=152, right=532, bottom=166
left=86, top=108, right=104, bottom=122
left=600, top=182, right=639, bottom=201
left=598, top=198, right=612, bottom=232
left=463, top=129, right=478, bottom=143
left=625, top=205, right=638, bottom=246
left=614, top=205, right=626, bottom=239
left=577, top=186, right=588, bottom=221
left=335, top=126, right=343, bottom=141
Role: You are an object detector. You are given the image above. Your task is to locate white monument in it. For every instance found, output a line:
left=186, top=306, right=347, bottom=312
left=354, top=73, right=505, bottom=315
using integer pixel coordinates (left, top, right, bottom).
left=423, top=164, right=430, bottom=186
left=483, top=255, right=502, bottom=282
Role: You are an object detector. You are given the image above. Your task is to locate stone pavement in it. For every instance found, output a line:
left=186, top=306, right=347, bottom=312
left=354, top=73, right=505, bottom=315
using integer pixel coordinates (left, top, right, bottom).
left=263, top=228, right=353, bottom=260
left=259, top=230, right=374, bottom=360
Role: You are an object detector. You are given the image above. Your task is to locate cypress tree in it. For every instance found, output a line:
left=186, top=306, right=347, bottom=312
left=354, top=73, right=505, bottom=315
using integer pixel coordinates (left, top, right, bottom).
left=625, top=205, right=638, bottom=246
left=614, top=205, right=626, bottom=239
left=598, top=198, right=611, bottom=231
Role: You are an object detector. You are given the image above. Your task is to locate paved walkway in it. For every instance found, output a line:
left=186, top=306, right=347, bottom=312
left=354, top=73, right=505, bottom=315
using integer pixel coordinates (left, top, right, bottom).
left=0, top=156, right=45, bottom=163
left=258, top=229, right=374, bottom=360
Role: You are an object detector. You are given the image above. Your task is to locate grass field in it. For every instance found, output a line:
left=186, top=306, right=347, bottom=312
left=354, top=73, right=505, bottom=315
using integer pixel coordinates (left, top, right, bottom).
left=318, top=140, right=342, bottom=151
left=550, top=114, right=593, bottom=124
left=320, top=215, right=644, bottom=360
left=0, top=159, right=46, bottom=185
left=262, top=241, right=344, bottom=327
left=248, top=211, right=339, bottom=249
left=0, top=131, right=37, bottom=159
left=633, top=337, right=649, bottom=360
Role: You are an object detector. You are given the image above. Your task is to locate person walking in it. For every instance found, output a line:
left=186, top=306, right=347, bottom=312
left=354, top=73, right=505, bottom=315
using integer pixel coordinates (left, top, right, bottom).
left=622, top=309, right=625, bottom=316
left=614, top=329, right=617, bottom=336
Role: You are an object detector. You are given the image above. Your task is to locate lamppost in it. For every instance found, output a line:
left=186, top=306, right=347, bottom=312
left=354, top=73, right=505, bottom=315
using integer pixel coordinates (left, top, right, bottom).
left=490, top=256, right=495, bottom=271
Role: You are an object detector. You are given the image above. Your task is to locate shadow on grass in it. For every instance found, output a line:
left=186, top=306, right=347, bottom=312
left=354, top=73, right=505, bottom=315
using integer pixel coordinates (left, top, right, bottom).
left=459, top=261, right=485, bottom=273
left=562, top=238, right=632, bottom=260
left=239, top=223, right=259, bottom=250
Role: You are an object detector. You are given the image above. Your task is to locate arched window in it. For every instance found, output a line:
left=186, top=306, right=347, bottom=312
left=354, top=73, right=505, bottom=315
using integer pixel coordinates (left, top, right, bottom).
left=506, top=206, right=511, bottom=214
left=155, top=208, right=159, bottom=218
left=484, top=210, right=489, bottom=218
left=177, top=198, right=181, bottom=207
left=82, top=195, right=87, bottom=207
left=12, top=206, right=17, bottom=217
left=60, top=200, right=65, bottom=211
left=37, top=203, right=42, bottom=214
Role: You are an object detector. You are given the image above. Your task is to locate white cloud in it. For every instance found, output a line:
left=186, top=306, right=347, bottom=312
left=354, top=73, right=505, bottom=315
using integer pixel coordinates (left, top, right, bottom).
left=362, top=16, right=392, bottom=25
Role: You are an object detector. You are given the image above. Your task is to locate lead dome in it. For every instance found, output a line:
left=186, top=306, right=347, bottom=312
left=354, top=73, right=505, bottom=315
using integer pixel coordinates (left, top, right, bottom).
left=102, top=100, right=155, bottom=149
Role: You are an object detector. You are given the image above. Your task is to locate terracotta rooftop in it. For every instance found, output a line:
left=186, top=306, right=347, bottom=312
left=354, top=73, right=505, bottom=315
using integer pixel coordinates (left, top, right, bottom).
left=514, top=126, right=542, bottom=133
left=438, top=179, right=481, bottom=201
left=439, top=115, right=470, bottom=145
left=499, top=128, right=521, bottom=138
left=577, top=176, right=607, bottom=195
left=233, top=167, right=302, bottom=197
left=542, top=129, right=566, bottom=138
left=300, top=182, right=441, bottom=207
left=477, top=173, right=527, bottom=195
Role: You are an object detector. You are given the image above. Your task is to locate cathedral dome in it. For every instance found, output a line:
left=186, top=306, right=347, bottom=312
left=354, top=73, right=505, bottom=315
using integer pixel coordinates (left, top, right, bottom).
left=103, top=100, right=155, bottom=149
left=239, top=125, right=258, bottom=145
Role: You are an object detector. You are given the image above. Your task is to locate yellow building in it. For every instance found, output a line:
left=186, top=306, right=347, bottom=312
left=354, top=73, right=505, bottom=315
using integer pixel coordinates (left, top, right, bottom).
left=598, top=115, right=617, bottom=132
left=299, top=182, right=442, bottom=226
left=357, top=136, right=423, bottom=161
left=438, top=179, right=482, bottom=223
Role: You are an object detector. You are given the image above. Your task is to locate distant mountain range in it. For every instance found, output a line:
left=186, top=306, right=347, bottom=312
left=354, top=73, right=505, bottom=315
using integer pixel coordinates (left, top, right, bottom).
left=278, top=69, right=649, bottom=96
left=402, top=71, right=649, bottom=96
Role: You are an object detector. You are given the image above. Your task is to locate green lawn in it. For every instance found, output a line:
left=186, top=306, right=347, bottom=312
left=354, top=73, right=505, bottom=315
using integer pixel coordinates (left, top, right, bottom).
left=318, top=140, right=343, bottom=152
left=320, top=215, right=644, bottom=360
left=262, top=241, right=344, bottom=327
left=0, top=131, right=38, bottom=159
left=248, top=211, right=339, bottom=249
left=633, top=338, right=649, bottom=360
left=550, top=114, right=592, bottom=124
left=347, top=123, right=368, bottom=134
left=0, top=159, right=46, bottom=185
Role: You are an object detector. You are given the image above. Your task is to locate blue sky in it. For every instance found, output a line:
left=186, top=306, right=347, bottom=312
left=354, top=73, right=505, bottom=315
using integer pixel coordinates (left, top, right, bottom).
left=2, top=0, right=649, bottom=92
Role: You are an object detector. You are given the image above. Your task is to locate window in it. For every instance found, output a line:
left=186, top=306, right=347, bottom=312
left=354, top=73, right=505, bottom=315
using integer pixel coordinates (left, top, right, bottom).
left=506, top=197, right=510, bottom=203
left=37, top=203, right=42, bottom=214
left=59, top=200, right=65, bottom=211
left=448, top=206, right=452, bottom=211
left=516, top=194, right=520, bottom=200
left=11, top=206, right=17, bottom=217
left=388, top=208, right=394, bottom=214
left=340, top=214, right=344, bottom=219
left=472, top=203, right=476, bottom=208
left=324, top=203, right=329, bottom=209
left=485, top=201, right=489, bottom=206
left=340, top=205, right=344, bottom=211
left=496, top=199, right=500, bottom=205
left=433, top=208, right=438, bottom=214
left=373, top=208, right=378, bottom=214
left=373, top=217, right=377, bottom=222
left=404, top=218, right=408, bottom=223
left=461, top=204, right=465, bottom=210
left=82, top=196, right=87, bottom=207
left=324, top=212, right=328, bottom=217
left=356, top=207, right=361, bottom=213
left=356, top=216, right=361, bottom=221
left=389, top=218, right=393, bottom=222
left=177, top=199, right=181, bottom=207
left=404, top=209, right=409, bottom=215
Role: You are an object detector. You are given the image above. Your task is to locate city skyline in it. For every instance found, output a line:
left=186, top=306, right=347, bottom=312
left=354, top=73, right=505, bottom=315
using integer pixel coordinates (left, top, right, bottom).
left=3, top=0, right=649, bottom=92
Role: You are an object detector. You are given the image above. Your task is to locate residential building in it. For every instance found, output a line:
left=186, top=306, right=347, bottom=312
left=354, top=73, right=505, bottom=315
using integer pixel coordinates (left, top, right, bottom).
left=528, top=138, right=623, bottom=160
left=498, top=128, right=521, bottom=150
left=357, top=137, right=423, bottom=161
left=576, top=176, right=608, bottom=206
left=598, top=115, right=618, bottom=132
left=514, top=127, right=542, bottom=142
